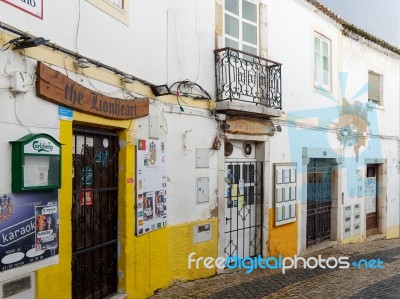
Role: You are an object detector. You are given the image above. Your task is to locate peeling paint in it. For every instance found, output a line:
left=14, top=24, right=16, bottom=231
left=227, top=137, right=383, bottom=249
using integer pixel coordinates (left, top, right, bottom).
left=210, top=205, right=218, bottom=218
left=337, top=99, right=369, bottom=158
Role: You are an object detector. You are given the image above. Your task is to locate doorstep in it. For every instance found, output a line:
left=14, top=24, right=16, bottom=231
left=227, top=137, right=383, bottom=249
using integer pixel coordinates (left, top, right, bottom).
left=107, top=293, right=127, bottom=299
left=366, top=234, right=385, bottom=242
left=305, top=240, right=338, bottom=256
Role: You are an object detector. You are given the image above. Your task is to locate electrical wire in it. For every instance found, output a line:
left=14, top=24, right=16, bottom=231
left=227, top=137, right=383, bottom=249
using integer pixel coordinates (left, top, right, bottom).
left=63, top=56, right=70, bottom=77
left=13, top=93, right=31, bottom=134
left=0, top=37, right=25, bottom=52
left=0, top=119, right=58, bottom=130
left=161, top=108, right=169, bottom=134
left=25, top=73, right=36, bottom=89
left=161, top=103, right=214, bottom=119
left=169, top=80, right=212, bottom=100
left=166, top=9, right=186, bottom=79
left=3, top=57, right=14, bottom=76
left=82, top=70, right=122, bottom=97
left=193, top=0, right=201, bottom=83
left=273, top=119, right=400, bottom=141
left=76, top=0, right=81, bottom=53
left=176, top=91, right=184, bottom=112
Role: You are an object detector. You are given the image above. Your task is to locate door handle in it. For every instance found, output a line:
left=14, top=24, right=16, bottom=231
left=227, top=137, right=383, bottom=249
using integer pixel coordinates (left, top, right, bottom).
left=225, top=217, right=232, bottom=224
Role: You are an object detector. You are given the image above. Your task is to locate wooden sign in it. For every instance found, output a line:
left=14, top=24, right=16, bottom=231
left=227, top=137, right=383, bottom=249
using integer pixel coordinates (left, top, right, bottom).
left=36, top=62, right=149, bottom=120
left=227, top=117, right=275, bottom=135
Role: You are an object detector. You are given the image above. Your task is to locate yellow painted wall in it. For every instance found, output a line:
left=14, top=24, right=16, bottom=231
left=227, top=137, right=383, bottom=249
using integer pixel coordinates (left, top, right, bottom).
left=341, top=235, right=364, bottom=245
left=268, top=207, right=298, bottom=258
left=386, top=225, right=400, bottom=239
left=36, top=112, right=218, bottom=299
left=126, top=219, right=218, bottom=299
left=36, top=120, right=73, bottom=298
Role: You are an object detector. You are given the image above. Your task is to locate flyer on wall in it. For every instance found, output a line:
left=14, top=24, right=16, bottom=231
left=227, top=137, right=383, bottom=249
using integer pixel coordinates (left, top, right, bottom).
left=0, top=190, right=59, bottom=272
left=136, top=139, right=167, bottom=236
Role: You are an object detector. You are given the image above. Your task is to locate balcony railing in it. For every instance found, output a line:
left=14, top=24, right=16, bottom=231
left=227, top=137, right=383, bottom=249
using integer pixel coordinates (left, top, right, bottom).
left=214, top=47, right=282, bottom=110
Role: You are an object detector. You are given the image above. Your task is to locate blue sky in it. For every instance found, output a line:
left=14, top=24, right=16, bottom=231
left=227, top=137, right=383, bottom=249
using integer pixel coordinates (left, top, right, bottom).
left=319, top=0, right=400, bottom=47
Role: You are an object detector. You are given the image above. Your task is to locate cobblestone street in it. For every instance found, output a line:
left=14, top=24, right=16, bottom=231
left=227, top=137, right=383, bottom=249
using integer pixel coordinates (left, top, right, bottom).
left=150, top=239, right=400, bottom=299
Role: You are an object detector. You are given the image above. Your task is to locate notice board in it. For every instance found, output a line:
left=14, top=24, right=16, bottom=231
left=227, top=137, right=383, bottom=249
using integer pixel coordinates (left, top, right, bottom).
left=135, top=139, right=167, bottom=235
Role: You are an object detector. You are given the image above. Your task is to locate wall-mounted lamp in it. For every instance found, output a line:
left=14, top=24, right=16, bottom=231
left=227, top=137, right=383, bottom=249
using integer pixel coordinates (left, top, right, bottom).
left=151, top=84, right=170, bottom=96
left=13, top=37, right=49, bottom=50
left=75, top=57, right=90, bottom=68
left=122, top=74, right=134, bottom=84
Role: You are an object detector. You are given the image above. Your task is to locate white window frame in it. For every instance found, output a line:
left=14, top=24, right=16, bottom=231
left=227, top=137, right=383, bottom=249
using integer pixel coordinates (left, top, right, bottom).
left=368, top=71, right=383, bottom=106
left=86, top=0, right=129, bottom=26
left=274, top=163, right=297, bottom=226
left=223, top=0, right=259, bottom=56
left=314, top=32, right=331, bottom=91
left=108, top=0, right=124, bottom=9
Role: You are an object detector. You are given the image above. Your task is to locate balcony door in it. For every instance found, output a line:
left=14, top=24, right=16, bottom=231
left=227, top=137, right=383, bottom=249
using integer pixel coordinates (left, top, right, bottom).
left=224, top=0, right=258, bottom=56
left=224, top=0, right=261, bottom=104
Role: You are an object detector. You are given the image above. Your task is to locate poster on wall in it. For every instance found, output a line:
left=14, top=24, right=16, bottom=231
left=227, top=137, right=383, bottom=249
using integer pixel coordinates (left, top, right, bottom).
left=365, top=177, right=377, bottom=213
left=0, top=190, right=59, bottom=273
left=136, top=139, right=167, bottom=236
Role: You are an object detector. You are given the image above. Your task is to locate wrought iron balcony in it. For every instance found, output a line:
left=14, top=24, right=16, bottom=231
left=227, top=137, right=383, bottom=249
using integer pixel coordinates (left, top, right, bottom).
left=214, top=47, right=282, bottom=117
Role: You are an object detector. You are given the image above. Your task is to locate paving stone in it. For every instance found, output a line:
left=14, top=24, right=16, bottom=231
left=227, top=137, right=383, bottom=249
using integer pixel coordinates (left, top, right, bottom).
left=150, top=239, right=400, bottom=299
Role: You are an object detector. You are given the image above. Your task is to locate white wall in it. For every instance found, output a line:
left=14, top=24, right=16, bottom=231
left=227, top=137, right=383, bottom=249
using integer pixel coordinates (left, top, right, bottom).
left=0, top=53, right=59, bottom=194
left=134, top=102, right=219, bottom=225
left=341, top=36, right=400, bottom=137
left=341, top=36, right=400, bottom=230
left=265, top=0, right=400, bottom=241
left=266, top=0, right=341, bottom=113
left=0, top=0, right=216, bottom=95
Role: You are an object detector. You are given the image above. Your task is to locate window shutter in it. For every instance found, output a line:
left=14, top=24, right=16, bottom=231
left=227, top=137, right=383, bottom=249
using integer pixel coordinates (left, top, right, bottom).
left=368, top=72, right=381, bottom=103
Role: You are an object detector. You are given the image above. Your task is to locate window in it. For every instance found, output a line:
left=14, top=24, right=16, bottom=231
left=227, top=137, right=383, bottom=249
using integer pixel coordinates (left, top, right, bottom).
left=314, top=33, right=331, bottom=90
left=86, top=0, right=128, bottom=25
left=224, top=0, right=259, bottom=56
left=109, top=0, right=123, bottom=9
left=368, top=71, right=382, bottom=105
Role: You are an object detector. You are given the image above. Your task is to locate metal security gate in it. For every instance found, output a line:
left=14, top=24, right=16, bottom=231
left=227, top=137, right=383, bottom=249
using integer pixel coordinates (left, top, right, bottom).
left=306, top=158, right=332, bottom=247
left=72, top=126, right=119, bottom=299
left=224, top=161, right=263, bottom=259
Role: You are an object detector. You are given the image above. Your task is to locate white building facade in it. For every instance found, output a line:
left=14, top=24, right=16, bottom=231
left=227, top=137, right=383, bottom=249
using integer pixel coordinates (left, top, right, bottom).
left=0, top=0, right=398, bottom=298
left=266, top=0, right=400, bottom=255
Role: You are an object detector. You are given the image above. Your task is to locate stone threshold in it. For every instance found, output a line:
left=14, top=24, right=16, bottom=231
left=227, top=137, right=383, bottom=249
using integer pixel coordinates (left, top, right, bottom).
left=366, top=234, right=385, bottom=242
left=107, top=293, right=127, bottom=299
left=304, top=240, right=338, bottom=256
